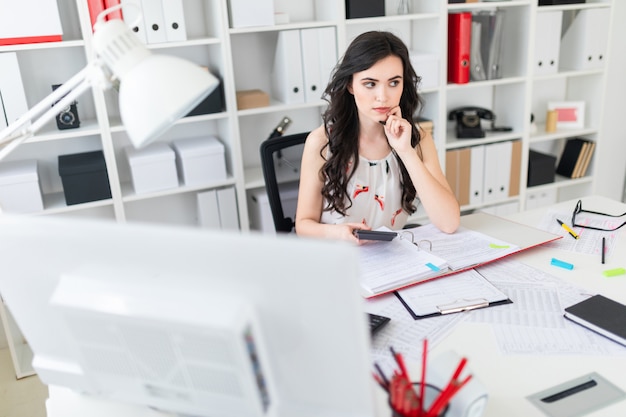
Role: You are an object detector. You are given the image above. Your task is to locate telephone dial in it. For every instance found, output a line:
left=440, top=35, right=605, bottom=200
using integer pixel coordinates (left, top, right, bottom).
left=448, top=106, right=511, bottom=139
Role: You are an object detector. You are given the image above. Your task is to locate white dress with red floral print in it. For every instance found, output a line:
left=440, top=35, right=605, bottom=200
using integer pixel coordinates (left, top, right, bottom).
left=320, top=152, right=410, bottom=230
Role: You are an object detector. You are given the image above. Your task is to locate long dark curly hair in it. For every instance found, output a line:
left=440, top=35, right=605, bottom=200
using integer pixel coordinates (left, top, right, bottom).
left=320, top=31, right=423, bottom=216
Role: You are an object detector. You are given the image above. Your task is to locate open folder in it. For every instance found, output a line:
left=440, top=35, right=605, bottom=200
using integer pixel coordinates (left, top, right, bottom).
left=358, top=212, right=561, bottom=298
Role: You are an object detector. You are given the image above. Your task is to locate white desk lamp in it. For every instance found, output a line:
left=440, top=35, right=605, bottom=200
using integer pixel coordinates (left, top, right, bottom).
left=0, top=6, right=219, bottom=161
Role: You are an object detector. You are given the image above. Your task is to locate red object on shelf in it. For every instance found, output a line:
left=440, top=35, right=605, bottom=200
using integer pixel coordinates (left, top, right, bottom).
left=447, top=12, right=472, bottom=84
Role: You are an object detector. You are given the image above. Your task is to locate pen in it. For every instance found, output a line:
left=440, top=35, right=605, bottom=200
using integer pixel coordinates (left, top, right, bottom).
left=601, top=237, right=606, bottom=264
left=557, top=219, right=579, bottom=239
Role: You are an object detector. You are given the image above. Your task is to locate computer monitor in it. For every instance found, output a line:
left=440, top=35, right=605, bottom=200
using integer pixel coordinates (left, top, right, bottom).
left=0, top=215, right=376, bottom=417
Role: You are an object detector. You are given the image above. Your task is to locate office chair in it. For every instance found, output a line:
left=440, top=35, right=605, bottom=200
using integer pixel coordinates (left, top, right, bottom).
left=260, top=132, right=309, bottom=233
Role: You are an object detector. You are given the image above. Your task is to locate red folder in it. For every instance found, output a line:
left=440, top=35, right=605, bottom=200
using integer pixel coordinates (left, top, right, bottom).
left=447, top=12, right=472, bottom=84
left=104, top=0, right=124, bottom=21
left=87, top=0, right=106, bottom=31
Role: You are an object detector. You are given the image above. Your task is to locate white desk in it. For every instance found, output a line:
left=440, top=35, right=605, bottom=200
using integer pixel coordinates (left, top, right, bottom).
left=47, top=196, right=626, bottom=417
left=380, top=195, right=626, bottom=417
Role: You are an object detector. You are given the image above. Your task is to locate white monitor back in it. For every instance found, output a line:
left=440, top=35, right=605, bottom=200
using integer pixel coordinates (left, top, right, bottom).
left=0, top=215, right=376, bottom=417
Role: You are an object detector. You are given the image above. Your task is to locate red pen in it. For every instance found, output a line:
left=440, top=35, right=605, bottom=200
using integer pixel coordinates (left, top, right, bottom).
left=419, top=339, right=428, bottom=415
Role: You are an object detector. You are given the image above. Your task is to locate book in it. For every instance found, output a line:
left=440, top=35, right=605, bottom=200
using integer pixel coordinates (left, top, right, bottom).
left=578, top=140, right=595, bottom=178
left=564, top=294, right=626, bottom=347
left=556, top=137, right=587, bottom=178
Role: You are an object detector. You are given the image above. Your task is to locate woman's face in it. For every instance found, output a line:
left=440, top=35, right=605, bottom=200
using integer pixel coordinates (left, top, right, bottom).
left=348, top=55, right=404, bottom=125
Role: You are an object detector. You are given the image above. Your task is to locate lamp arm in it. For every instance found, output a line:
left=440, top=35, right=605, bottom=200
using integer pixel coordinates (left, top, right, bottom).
left=0, top=61, right=110, bottom=161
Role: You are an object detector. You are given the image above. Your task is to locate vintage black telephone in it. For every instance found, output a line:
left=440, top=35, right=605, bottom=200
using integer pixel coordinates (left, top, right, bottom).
left=448, top=106, right=511, bottom=139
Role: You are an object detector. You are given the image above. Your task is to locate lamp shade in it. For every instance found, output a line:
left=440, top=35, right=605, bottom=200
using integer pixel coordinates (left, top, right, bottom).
left=93, top=19, right=219, bottom=148
left=119, top=55, right=218, bottom=147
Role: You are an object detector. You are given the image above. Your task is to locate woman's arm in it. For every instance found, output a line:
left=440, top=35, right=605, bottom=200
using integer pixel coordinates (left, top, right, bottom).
left=294, top=126, right=368, bottom=242
left=384, top=113, right=460, bottom=233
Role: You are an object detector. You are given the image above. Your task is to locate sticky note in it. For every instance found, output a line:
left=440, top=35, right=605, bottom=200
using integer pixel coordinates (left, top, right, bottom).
left=426, top=263, right=440, bottom=271
left=603, top=268, right=626, bottom=277
left=489, top=243, right=510, bottom=249
left=551, top=258, right=574, bottom=270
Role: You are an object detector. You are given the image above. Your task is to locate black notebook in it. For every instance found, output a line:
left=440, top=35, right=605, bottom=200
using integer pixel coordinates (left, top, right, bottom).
left=564, top=295, right=626, bottom=347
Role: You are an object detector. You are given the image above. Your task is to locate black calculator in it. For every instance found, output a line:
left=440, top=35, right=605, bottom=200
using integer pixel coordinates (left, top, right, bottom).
left=368, top=313, right=391, bottom=335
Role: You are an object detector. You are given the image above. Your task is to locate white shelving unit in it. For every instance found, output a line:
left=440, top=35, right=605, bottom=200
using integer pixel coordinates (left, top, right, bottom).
left=0, top=0, right=616, bottom=377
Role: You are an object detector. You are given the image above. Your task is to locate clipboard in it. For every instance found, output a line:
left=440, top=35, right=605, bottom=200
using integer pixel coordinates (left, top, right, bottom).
left=394, top=269, right=512, bottom=320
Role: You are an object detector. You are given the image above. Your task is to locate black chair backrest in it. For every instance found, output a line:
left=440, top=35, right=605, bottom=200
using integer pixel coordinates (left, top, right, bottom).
left=260, top=132, right=309, bottom=233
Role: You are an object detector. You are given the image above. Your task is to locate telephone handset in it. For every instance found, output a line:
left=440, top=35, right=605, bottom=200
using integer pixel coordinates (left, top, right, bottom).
left=448, top=106, right=511, bottom=139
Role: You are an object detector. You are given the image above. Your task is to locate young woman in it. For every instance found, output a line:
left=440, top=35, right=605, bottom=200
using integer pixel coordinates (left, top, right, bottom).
left=295, top=31, right=460, bottom=243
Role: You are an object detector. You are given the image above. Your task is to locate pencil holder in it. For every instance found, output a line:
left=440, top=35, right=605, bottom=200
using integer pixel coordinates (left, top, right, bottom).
left=389, top=382, right=449, bottom=417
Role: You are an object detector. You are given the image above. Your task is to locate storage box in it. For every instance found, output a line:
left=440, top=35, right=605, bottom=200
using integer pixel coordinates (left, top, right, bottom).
left=345, top=0, right=384, bottom=19
left=236, top=89, right=270, bottom=110
left=248, top=182, right=298, bottom=234
left=126, top=143, right=178, bottom=194
left=172, top=136, right=227, bottom=186
left=0, top=159, right=44, bottom=213
left=527, top=149, right=557, bottom=187
left=185, top=78, right=225, bottom=117
left=58, top=150, right=112, bottom=205
left=227, top=0, right=274, bottom=28
left=410, top=52, right=440, bottom=90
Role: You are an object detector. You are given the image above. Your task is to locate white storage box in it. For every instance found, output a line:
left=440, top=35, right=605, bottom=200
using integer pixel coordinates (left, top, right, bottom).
left=248, top=182, right=298, bottom=234
left=172, top=136, right=227, bottom=186
left=0, top=159, right=44, bottom=213
left=410, top=51, right=440, bottom=90
left=126, top=143, right=178, bottom=194
left=227, top=0, right=274, bottom=28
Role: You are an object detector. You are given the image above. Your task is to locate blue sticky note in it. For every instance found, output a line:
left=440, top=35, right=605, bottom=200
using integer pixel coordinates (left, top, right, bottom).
left=426, top=262, right=440, bottom=271
left=551, top=258, right=574, bottom=270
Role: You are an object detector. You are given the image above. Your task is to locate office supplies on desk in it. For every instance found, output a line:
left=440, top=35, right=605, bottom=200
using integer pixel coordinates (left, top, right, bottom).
left=396, top=269, right=511, bottom=319
left=603, top=267, right=626, bottom=278
left=564, top=294, right=626, bottom=347
left=527, top=372, right=626, bottom=417
left=602, top=237, right=606, bottom=264
left=551, top=258, right=574, bottom=270
left=557, top=219, right=579, bottom=239
left=359, top=212, right=560, bottom=298
left=377, top=343, right=473, bottom=417
left=355, top=229, right=398, bottom=241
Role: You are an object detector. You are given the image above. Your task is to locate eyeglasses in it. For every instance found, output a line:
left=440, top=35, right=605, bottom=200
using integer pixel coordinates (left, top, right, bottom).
left=571, top=200, right=626, bottom=232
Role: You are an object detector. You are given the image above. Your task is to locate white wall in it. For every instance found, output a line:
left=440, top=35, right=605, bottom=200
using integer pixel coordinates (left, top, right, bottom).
left=595, top=1, right=626, bottom=201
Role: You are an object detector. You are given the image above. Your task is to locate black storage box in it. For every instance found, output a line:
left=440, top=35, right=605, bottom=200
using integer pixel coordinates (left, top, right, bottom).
left=58, top=150, right=112, bottom=205
left=527, top=149, right=557, bottom=187
left=538, top=0, right=585, bottom=5
left=185, top=79, right=225, bottom=117
left=345, top=0, right=384, bottom=19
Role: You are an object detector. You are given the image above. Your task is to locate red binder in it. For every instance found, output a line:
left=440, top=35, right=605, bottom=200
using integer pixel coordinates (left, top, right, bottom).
left=447, top=12, right=472, bottom=84
left=104, top=0, right=124, bottom=21
left=87, top=0, right=106, bottom=31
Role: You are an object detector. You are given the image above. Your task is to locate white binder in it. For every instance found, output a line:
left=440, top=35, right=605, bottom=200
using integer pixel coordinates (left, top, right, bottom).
left=217, top=187, right=240, bottom=230
left=559, top=8, right=610, bottom=71
left=0, top=53, right=29, bottom=126
left=197, top=190, right=221, bottom=229
left=533, top=10, right=562, bottom=75
left=121, top=0, right=147, bottom=44
left=141, top=0, right=167, bottom=44
left=469, top=145, right=485, bottom=206
left=300, top=27, right=337, bottom=103
left=227, top=0, right=274, bottom=28
left=482, top=141, right=512, bottom=203
left=271, top=30, right=305, bottom=105
left=161, top=0, right=187, bottom=42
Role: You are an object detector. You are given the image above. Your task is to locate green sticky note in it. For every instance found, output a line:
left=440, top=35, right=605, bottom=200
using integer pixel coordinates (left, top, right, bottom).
left=489, top=243, right=510, bottom=249
left=603, top=268, right=626, bottom=277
